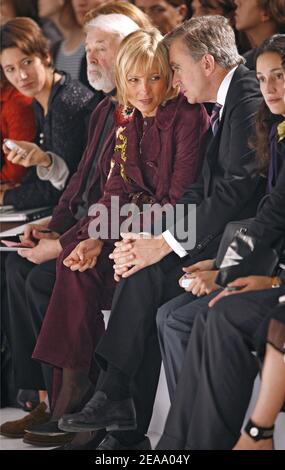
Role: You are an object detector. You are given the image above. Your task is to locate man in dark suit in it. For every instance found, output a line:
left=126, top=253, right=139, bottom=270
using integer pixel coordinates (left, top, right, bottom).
left=155, top=57, right=285, bottom=448
left=59, top=15, right=265, bottom=448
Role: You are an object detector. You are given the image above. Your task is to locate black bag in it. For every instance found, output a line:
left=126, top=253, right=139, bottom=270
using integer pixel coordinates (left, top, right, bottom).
left=215, top=194, right=273, bottom=268
left=215, top=218, right=254, bottom=268
left=215, top=225, right=281, bottom=287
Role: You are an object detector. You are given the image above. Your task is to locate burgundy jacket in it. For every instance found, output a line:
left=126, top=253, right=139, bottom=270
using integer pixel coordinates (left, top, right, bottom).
left=74, top=93, right=209, bottom=243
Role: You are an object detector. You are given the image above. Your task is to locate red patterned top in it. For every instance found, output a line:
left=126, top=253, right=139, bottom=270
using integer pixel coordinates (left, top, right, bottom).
left=0, top=86, right=36, bottom=183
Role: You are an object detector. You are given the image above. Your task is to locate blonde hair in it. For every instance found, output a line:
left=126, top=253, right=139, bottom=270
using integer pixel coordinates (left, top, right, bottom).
left=115, top=29, right=177, bottom=107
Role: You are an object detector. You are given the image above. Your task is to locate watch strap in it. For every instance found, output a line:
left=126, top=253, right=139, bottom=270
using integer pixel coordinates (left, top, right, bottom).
left=244, top=419, right=274, bottom=441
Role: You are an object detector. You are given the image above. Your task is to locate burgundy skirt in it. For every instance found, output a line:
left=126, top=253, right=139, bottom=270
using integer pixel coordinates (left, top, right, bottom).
left=32, top=241, right=116, bottom=373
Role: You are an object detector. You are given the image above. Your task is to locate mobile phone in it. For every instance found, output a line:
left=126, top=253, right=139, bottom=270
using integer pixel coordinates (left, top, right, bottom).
left=3, top=139, right=24, bottom=153
left=181, top=278, right=194, bottom=288
left=1, top=230, right=50, bottom=243
left=0, top=239, right=32, bottom=251
left=225, top=286, right=243, bottom=292
left=0, top=235, right=23, bottom=243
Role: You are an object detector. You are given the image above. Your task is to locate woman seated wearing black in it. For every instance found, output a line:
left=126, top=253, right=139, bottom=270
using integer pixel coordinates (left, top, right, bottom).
left=0, top=17, right=100, bottom=209
left=233, top=300, right=285, bottom=450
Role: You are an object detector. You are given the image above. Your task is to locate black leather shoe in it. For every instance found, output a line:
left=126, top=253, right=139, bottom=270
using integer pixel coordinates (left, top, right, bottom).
left=97, top=434, right=151, bottom=450
left=58, top=391, right=137, bottom=433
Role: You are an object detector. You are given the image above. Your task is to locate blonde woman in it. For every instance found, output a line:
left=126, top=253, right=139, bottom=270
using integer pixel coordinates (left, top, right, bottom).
left=32, top=28, right=209, bottom=450
left=62, top=28, right=209, bottom=270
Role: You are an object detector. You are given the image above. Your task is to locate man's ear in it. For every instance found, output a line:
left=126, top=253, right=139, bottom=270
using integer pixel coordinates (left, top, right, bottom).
left=178, top=4, right=188, bottom=21
left=202, top=54, right=215, bottom=76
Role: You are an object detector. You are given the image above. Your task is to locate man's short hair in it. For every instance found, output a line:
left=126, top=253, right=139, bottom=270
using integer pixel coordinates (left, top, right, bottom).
left=164, top=15, right=245, bottom=69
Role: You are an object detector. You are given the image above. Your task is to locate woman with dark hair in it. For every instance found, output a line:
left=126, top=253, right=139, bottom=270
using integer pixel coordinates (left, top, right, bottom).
left=251, top=34, right=285, bottom=183
left=0, top=17, right=98, bottom=209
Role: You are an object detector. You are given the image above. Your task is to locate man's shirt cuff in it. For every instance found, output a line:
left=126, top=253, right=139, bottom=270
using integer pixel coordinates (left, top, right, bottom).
left=162, top=230, right=187, bottom=258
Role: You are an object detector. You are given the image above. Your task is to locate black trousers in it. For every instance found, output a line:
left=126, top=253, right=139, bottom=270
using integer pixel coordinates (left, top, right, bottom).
left=156, top=290, right=219, bottom=401
left=156, top=286, right=285, bottom=450
left=5, top=253, right=56, bottom=396
left=95, top=242, right=219, bottom=436
left=1, top=252, right=17, bottom=406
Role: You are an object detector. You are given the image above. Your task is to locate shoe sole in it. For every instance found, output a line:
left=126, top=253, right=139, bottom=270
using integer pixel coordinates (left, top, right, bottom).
left=59, top=420, right=137, bottom=433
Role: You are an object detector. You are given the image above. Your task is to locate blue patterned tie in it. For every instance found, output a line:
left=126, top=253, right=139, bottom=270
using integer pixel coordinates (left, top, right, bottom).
left=210, top=102, right=222, bottom=136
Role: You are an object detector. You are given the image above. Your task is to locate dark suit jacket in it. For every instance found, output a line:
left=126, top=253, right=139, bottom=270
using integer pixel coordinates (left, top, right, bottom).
left=249, top=139, right=285, bottom=246
left=169, top=65, right=266, bottom=256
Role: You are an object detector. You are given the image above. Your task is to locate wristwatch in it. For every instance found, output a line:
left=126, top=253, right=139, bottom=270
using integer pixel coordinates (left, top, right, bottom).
left=244, top=419, right=274, bottom=441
